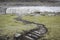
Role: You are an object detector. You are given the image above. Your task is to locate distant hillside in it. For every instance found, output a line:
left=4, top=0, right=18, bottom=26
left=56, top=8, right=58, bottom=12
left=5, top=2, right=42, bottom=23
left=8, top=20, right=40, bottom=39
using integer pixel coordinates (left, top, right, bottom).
left=0, top=2, right=60, bottom=6
left=0, top=0, right=60, bottom=6
left=0, top=0, right=60, bottom=2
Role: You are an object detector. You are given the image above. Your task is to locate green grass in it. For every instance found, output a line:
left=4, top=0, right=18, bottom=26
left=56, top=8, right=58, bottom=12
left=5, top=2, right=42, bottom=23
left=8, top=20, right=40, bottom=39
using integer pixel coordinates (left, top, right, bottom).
left=0, top=14, right=60, bottom=40
left=0, top=14, right=36, bottom=36
left=22, top=15, right=60, bottom=40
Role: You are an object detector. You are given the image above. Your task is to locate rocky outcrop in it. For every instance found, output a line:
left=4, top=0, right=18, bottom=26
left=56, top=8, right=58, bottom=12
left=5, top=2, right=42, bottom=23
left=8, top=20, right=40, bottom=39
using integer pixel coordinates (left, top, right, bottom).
left=0, top=7, right=6, bottom=14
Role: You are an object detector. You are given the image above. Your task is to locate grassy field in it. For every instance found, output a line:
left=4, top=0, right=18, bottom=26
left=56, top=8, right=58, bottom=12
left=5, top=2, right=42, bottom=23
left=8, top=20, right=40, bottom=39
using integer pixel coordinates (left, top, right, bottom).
left=0, top=14, right=36, bottom=36
left=0, top=14, right=60, bottom=40
left=22, top=15, right=60, bottom=40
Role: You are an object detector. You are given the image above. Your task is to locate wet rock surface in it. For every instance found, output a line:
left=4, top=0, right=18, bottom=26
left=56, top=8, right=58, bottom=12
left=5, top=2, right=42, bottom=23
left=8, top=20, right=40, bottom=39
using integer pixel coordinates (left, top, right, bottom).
left=14, top=18, right=48, bottom=40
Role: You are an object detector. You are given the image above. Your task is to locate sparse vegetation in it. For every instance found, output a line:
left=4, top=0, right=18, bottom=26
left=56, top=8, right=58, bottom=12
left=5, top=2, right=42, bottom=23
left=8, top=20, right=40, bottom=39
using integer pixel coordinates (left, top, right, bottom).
left=0, top=14, right=36, bottom=36
left=22, top=15, right=60, bottom=40
left=0, top=14, right=60, bottom=40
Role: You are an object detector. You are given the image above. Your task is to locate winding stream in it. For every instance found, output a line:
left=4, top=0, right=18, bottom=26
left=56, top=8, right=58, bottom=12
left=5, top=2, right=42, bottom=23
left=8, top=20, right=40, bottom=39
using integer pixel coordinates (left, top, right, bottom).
left=14, top=17, right=48, bottom=40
